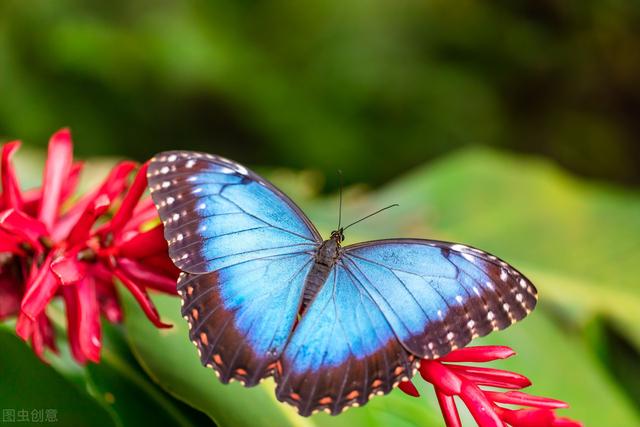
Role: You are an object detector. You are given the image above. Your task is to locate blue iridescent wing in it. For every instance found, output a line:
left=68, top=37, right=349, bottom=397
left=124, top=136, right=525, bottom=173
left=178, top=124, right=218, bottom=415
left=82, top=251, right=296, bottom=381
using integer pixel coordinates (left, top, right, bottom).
left=147, top=151, right=321, bottom=273
left=275, top=263, right=416, bottom=416
left=147, top=151, right=321, bottom=385
left=342, top=239, right=538, bottom=358
left=276, top=239, right=536, bottom=416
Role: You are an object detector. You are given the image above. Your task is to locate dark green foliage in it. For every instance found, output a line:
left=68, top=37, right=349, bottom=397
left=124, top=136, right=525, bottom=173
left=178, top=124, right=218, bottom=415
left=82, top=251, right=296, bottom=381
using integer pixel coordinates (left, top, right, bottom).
left=1, top=0, right=639, bottom=189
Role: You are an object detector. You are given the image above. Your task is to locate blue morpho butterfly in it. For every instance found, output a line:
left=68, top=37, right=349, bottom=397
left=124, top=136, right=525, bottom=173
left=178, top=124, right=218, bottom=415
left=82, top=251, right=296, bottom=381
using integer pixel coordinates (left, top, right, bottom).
left=147, top=151, right=537, bottom=417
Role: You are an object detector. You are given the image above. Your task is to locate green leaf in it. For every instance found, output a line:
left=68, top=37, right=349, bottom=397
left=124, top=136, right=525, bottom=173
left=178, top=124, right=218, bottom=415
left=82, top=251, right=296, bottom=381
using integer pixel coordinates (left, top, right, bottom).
left=120, top=291, right=303, bottom=427
left=86, top=323, right=211, bottom=427
left=0, top=327, right=115, bottom=427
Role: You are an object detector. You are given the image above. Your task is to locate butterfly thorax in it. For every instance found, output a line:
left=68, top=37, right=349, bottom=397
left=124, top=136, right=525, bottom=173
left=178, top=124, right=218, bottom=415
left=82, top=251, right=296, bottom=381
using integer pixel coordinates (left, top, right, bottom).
left=300, top=232, right=343, bottom=313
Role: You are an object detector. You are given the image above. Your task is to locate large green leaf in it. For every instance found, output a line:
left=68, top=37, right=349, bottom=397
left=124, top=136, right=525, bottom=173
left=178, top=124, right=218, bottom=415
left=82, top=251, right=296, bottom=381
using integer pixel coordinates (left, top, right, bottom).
left=86, top=323, right=211, bottom=427
left=0, top=326, right=115, bottom=427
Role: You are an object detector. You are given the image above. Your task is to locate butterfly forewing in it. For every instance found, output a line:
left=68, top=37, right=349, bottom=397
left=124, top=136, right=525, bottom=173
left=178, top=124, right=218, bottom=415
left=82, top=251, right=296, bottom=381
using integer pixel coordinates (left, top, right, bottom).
left=148, top=151, right=321, bottom=385
left=147, top=151, right=321, bottom=273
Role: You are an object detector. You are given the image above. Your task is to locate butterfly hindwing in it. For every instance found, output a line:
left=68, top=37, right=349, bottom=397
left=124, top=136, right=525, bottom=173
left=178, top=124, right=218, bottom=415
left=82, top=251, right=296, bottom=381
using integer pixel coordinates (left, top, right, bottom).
left=148, top=151, right=321, bottom=384
left=342, top=239, right=538, bottom=359
left=275, top=263, right=415, bottom=416
left=147, top=151, right=321, bottom=273
left=179, top=251, right=315, bottom=385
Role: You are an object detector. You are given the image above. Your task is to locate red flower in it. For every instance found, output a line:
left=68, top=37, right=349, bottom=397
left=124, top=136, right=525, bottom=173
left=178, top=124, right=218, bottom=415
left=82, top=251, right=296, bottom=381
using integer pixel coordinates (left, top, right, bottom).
left=0, top=129, right=178, bottom=363
left=398, top=346, right=582, bottom=427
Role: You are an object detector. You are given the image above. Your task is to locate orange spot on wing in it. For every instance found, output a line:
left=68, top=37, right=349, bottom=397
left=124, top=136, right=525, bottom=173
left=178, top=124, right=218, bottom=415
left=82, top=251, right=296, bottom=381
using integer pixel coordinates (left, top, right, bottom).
left=318, top=396, right=332, bottom=405
left=290, top=392, right=301, bottom=401
left=276, top=361, right=283, bottom=375
left=372, top=379, right=383, bottom=388
left=394, top=366, right=404, bottom=375
left=187, top=286, right=194, bottom=296
left=235, top=368, right=248, bottom=376
left=213, top=353, right=223, bottom=365
left=191, top=308, right=199, bottom=320
left=346, top=390, right=359, bottom=400
left=200, top=332, right=208, bottom=346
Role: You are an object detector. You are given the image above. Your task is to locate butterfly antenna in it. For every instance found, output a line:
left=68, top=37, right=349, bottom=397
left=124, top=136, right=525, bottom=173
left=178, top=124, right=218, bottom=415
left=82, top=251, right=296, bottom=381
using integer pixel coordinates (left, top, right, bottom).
left=342, top=204, right=399, bottom=231
left=337, top=170, right=344, bottom=230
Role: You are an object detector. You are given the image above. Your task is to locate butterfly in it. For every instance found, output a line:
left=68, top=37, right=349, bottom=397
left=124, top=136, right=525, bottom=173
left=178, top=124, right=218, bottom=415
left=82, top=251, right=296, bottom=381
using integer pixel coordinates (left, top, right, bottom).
left=147, top=151, right=538, bottom=417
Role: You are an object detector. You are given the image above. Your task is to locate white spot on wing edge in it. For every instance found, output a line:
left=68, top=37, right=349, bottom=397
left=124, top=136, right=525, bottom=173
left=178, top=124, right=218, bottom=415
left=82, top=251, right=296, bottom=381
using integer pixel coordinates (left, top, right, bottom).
left=450, top=244, right=468, bottom=251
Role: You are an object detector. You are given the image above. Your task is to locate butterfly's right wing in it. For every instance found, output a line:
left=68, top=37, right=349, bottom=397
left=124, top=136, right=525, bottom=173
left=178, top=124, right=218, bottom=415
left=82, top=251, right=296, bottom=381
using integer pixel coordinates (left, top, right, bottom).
left=148, top=151, right=321, bottom=385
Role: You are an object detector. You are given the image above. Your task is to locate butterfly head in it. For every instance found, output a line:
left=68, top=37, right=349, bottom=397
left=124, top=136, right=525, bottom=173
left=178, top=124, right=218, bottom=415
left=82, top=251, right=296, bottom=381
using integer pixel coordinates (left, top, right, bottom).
left=330, top=228, right=345, bottom=244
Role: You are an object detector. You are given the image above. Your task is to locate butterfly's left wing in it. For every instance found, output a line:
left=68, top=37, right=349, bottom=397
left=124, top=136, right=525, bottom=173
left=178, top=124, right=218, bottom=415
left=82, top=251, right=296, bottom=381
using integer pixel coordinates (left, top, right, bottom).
left=147, top=151, right=321, bottom=385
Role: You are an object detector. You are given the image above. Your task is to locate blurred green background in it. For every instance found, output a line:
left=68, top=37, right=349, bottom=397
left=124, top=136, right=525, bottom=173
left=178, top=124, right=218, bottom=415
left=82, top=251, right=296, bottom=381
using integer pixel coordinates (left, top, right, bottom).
left=1, top=0, right=639, bottom=426
left=2, top=0, right=640, bottom=189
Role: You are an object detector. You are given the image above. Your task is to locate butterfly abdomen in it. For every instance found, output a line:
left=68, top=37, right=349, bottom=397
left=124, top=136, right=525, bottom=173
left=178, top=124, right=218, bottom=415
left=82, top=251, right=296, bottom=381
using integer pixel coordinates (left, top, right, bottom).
left=301, top=237, right=341, bottom=312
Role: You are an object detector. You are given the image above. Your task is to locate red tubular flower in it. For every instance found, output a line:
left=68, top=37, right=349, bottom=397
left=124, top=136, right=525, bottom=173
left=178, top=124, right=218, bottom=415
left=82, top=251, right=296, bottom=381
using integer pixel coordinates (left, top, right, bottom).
left=0, top=129, right=178, bottom=363
left=398, top=346, right=583, bottom=427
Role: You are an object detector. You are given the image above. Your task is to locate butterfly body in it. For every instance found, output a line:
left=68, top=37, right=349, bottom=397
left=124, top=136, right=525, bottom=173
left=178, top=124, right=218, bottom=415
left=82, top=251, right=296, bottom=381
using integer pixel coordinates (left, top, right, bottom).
left=148, top=151, right=538, bottom=416
left=302, top=232, right=342, bottom=310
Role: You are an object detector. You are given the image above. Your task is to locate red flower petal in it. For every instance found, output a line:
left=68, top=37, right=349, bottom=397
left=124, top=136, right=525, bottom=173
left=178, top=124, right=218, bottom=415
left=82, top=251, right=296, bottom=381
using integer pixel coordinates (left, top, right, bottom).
left=51, top=161, right=136, bottom=242
left=0, top=229, right=24, bottom=254
left=117, top=225, right=169, bottom=258
left=61, top=162, right=84, bottom=203
left=62, top=286, right=87, bottom=364
left=20, top=254, right=60, bottom=320
left=486, top=391, right=569, bottom=409
left=138, top=253, right=180, bottom=278
left=116, top=258, right=177, bottom=294
left=38, top=313, right=58, bottom=354
left=75, top=276, right=102, bottom=363
left=66, top=194, right=110, bottom=247
left=108, top=162, right=148, bottom=234
left=552, top=418, right=584, bottom=427
left=39, top=128, right=73, bottom=230
left=25, top=162, right=84, bottom=213
left=449, top=365, right=532, bottom=389
left=398, top=380, right=420, bottom=397
left=1, top=140, right=24, bottom=209
left=0, top=208, right=48, bottom=251
left=30, top=315, right=45, bottom=359
left=123, top=197, right=159, bottom=232
left=15, top=311, right=34, bottom=341
left=0, top=267, right=22, bottom=319
left=95, top=277, right=122, bottom=323
left=112, top=268, right=172, bottom=328
left=436, top=391, right=462, bottom=427
left=495, top=407, right=556, bottom=427
left=440, top=346, right=515, bottom=363
left=28, top=314, right=57, bottom=360
left=458, top=379, right=504, bottom=427
left=419, top=362, right=462, bottom=395
left=51, top=254, right=87, bottom=285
